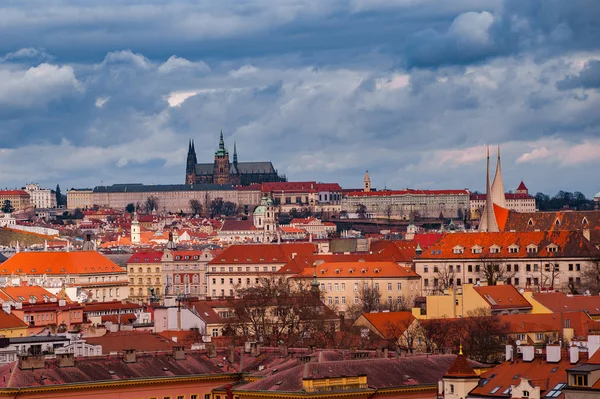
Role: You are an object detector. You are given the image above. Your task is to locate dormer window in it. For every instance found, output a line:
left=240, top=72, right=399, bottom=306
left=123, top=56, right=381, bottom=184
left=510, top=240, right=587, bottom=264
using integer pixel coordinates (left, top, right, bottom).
left=508, top=244, right=519, bottom=254
left=374, top=268, right=380, bottom=274
left=335, top=269, right=341, bottom=274
left=361, top=268, right=367, bottom=274
left=547, top=244, right=559, bottom=253
left=527, top=218, right=534, bottom=226
left=490, top=245, right=501, bottom=254
left=582, top=217, right=589, bottom=225
left=527, top=244, right=538, bottom=254
left=453, top=245, right=465, bottom=254
left=471, top=245, right=482, bottom=254
left=555, top=218, right=561, bottom=226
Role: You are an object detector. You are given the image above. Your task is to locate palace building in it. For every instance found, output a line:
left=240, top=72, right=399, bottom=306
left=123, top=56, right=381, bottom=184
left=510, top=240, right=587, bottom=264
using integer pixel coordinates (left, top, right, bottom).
left=185, top=130, right=286, bottom=186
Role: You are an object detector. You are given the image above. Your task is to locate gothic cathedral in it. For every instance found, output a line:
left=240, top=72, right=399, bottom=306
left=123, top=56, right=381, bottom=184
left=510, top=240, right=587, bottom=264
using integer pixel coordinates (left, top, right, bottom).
left=185, top=130, right=286, bottom=186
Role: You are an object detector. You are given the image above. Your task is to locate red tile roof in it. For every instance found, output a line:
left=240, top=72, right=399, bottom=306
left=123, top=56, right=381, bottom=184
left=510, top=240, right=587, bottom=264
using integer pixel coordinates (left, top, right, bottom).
left=127, top=251, right=164, bottom=264
left=295, top=261, right=419, bottom=279
left=220, top=219, right=256, bottom=231
left=346, top=189, right=469, bottom=197
left=1, top=252, right=125, bottom=275
left=418, top=230, right=600, bottom=260
left=532, top=292, right=600, bottom=316
left=0, top=190, right=29, bottom=196
left=517, top=181, right=528, bottom=191
left=474, top=285, right=532, bottom=310
left=496, top=311, right=594, bottom=338
left=210, top=243, right=316, bottom=265
left=359, top=311, right=416, bottom=338
left=262, top=181, right=318, bottom=192
left=84, top=331, right=176, bottom=354
left=0, top=310, right=27, bottom=330
left=444, top=353, right=478, bottom=377
left=501, top=209, right=600, bottom=232
left=0, top=286, right=58, bottom=303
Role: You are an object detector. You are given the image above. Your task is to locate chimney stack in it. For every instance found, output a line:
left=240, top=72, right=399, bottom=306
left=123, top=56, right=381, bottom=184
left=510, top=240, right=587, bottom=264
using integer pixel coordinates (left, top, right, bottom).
left=279, top=344, right=288, bottom=358
left=206, top=343, right=217, bottom=358
left=505, top=345, right=514, bottom=362
left=123, top=349, right=136, bottom=363
left=57, top=353, right=75, bottom=368
left=172, top=346, right=185, bottom=360
left=19, top=355, right=45, bottom=370
left=546, top=345, right=561, bottom=363
left=570, top=346, right=580, bottom=364
left=250, top=342, right=260, bottom=357
left=522, top=346, right=534, bottom=362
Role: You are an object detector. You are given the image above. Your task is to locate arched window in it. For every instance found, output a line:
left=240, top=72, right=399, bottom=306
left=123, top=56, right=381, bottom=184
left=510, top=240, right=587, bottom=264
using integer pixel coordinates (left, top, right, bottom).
left=193, top=275, right=199, bottom=283
left=175, top=274, right=181, bottom=284
left=184, top=275, right=190, bottom=284
left=147, top=267, right=151, bottom=273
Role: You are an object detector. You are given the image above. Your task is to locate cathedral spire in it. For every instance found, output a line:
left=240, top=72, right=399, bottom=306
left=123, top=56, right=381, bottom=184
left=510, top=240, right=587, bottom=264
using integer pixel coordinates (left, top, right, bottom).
left=479, top=146, right=499, bottom=232
left=233, top=141, right=238, bottom=164
left=491, top=145, right=506, bottom=208
left=186, top=138, right=197, bottom=175
left=216, top=129, right=228, bottom=156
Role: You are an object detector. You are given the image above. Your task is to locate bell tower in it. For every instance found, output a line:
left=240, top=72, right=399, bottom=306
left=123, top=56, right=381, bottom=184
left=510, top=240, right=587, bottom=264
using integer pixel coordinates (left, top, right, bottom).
left=213, top=130, right=231, bottom=185
left=364, top=170, right=371, bottom=193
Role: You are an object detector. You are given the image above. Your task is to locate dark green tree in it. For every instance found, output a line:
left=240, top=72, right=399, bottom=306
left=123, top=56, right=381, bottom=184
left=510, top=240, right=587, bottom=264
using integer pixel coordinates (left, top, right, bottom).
left=55, top=184, right=62, bottom=207
left=125, top=203, right=135, bottom=214
left=1, top=200, right=14, bottom=214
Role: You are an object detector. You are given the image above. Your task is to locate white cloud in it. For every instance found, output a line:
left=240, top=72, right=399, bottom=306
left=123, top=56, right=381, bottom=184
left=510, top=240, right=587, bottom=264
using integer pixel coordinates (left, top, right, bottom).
left=102, top=50, right=150, bottom=69
left=0, top=63, right=80, bottom=107
left=517, top=139, right=600, bottom=166
left=158, top=56, right=210, bottom=74
left=165, top=90, right=200, bottom=107
left=95, top=96, right=110, bottom=108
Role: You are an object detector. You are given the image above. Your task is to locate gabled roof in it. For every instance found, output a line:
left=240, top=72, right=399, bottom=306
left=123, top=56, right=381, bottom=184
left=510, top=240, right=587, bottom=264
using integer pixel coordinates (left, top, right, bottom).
left=84, top=331, right=176, bottom=354
left=127, top=251, right=164, bottom=264
left=294, top=261, right=419, bottom=279
left=209, top=243, right=316, bottom=265
left=496, top=311, right=594, bottom=338
left=358, top=311, right=416, bottom=338
left=1, top=251, right=125, bottom=275
left=501, top=209, right=600, bottom=232
left=517, top=181, right=528, bottom=191
left=444, top=353, right=478, bottom=378
left=219, top=219, right=256, bottom=232
left=417, top=230, right=600, bottom=260
left=0, top=286, right=58, bottom=303
left=474, top=285, right=532, bottom=310
left=0, top=310, right=28, bottom=330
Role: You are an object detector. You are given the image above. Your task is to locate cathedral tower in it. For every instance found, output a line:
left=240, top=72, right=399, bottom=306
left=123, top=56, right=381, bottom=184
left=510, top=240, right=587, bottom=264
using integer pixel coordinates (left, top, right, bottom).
left=185, top=139, right=198, bottom=184
left=213, top=130, right=230, bottom=185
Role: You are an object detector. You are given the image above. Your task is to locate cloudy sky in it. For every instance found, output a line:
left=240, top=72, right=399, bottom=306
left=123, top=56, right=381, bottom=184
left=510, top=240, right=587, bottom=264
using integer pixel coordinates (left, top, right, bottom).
left=1, top=0, right=599, bottom=197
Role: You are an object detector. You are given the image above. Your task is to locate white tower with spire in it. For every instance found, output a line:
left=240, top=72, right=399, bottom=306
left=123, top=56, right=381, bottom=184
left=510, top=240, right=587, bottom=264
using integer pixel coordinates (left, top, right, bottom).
left=364, top=171, right=371, bottom=193
left=131, top=209, right=141, bottom=244
left=479, top=146, right=500, bottom=232
left=491, top=146, right=506, bottom=208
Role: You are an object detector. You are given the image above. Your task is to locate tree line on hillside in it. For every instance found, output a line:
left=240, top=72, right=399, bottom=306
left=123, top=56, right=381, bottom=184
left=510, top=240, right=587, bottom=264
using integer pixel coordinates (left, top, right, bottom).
left=535, top=191, right=595, bottom=211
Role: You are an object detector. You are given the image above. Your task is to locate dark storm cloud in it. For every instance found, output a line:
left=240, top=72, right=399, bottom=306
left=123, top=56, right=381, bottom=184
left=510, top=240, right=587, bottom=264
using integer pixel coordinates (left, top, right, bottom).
left=556, top=59, right=600, bottom=90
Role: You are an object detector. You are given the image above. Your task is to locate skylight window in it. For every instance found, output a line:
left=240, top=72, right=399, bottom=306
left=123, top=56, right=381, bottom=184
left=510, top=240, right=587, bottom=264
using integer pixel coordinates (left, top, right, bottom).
left=490, top=386, right=501, bottom=394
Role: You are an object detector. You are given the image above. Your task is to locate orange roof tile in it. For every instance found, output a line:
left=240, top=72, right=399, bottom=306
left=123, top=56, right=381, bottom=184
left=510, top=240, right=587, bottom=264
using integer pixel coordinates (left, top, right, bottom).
left=474, top=285, right=532, bottom=310
left=418, top=230, right=600, bottom=260
left=1, top=251, right=125, bottom=275
left=502, top=209, right=600, bottom=232
left=210, top=243, right=316, bottom=265
left=295, top=261, right=419, bottom=279
left=0, top=310, right=28, bottom=330
left=444, top=353, right=478, bottom=377
left=0, top=286, right=58, bottom=303
left=533, top=292, right=600, bottom=315
left=359, top=311, right=416, bottom=337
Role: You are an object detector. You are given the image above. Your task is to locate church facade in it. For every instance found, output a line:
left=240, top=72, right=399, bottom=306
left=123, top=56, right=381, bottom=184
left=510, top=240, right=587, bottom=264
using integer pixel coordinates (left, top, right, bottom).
left=185, top=131, right=286, bottom=186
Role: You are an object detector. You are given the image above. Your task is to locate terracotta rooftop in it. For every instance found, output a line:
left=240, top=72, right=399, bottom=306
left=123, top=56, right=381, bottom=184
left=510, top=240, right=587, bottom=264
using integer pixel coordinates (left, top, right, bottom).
left=209, top=243, right=316, bottom=265
left=496, top=311, right=594, bottom=338
left=219, top=219, right=256, bottom=232
left=533, top=292, right=600, bottom=316
left=0, top=286, right=58, bottom=303
left=358, top=311, right=416, bottom=337
left=444, top=353, right=478, bottom=377
left=294, top=261, right=419, bottom=279
left=0, top=310, right=28, bottom=330
left=474, top=285, right=532, bottom=310
left=84, top=331, right=177, bottom=354
left=418, top=230, right=600, bottom=260
left=237, top=354, right=472, bottom=393
left=1, top=251, right=125, bottom=275
left=500, top=209, right=600, bottom=233
left=346, top=189, right=469, bottom=197
left=0, top=350, right=231, bottom=389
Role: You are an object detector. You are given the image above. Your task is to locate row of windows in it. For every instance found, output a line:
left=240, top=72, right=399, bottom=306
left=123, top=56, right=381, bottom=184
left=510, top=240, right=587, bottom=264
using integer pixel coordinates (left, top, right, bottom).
left=422, top=276, right=582, bottom=288
left=327, top=296, right=405, bottom=306
left=321, top=282, right=404, bottom=292
left=422, top=263, right=581, bottom=273
left=211, top=266, right=278, bottom=272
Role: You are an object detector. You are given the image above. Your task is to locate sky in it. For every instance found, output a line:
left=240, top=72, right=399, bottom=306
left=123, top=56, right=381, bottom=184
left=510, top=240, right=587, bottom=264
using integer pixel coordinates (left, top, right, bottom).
left=0, top=0, right=599, bottom=197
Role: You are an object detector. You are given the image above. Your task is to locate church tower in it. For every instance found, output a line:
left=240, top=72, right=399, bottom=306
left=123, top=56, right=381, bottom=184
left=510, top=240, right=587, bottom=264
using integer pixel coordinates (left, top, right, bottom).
left=479, top=146, right=500, bottom=232
left=185, top=139, right=198, bottom=184
left=213, top=130, right=231, bottom=185
left=131, top=209, right=141, bottom=244
left=491, top=146, right=506, bottom=208
left=364, top=170, right=371, bottom=193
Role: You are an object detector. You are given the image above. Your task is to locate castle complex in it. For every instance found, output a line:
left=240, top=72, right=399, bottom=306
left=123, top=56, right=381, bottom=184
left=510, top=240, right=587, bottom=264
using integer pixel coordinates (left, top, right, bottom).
left=185, top=131, right=286, bottom=186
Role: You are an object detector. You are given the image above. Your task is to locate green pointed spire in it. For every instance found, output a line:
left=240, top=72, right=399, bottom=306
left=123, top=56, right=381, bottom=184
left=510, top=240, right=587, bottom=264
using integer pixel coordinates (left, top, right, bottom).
left=233, top=141, right=238, bottom=164
left=215, top=129, right=228, bottom=157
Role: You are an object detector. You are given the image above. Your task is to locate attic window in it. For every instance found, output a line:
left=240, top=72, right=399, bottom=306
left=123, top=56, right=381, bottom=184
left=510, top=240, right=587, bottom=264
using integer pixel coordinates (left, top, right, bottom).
left=320, top=269, right=325, bottom=274
left=528, top=218, right=534, bottom=226
left=361, top=268, right=367, bottom=274
left=374, top=268, right=380, bottom=273
left=453, top=246, right=464, bottom=254
left=335, top=269, right=341, bottom=274
left=582, top=217, right=589, bottom=225
left=233, top=258, right=238, bottom=261
left=194, top=256, right=199, bottom=259
left=527, top=245, right=538, bottom=254
left=246, top=258, right=252, bottom=261
left=490, top=246, right=500, bottom=254
left=348, top=269, right=354, bottom=274
left=175, top=256, right=181, bottom=260
left=184, top=256, right=189, bottom=259
left=471, top=246, right=482, bottom=254
left=221, top=259, right=226, bottom=262
left=508, top=245, right=519, bottom=254
left=555, top=218, right=560, bottom=226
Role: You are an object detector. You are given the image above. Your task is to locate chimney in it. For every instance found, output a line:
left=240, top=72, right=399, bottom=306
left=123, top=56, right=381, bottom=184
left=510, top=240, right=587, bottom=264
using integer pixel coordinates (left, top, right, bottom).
left=522, top=346, right=534, bottom=362
left=206, top=343, right=217, bottom=358
left=588, top=335, right=600, bottom=358
left=570, top=346, right=579, bottom=364
left=505, top=345, right=513, bottom=362
left=228, top=345, right=235, bottom=364
left=279, top=344, right=288, bottom=358
left=546, top=345, right=561, bottom=363
left=19, top=355, right=45, bottom=370
left=57, top=353, right=75, bottom=368
left=172, top=346, right=185, bottom=360
left=123, top=349, right=136, bottom=363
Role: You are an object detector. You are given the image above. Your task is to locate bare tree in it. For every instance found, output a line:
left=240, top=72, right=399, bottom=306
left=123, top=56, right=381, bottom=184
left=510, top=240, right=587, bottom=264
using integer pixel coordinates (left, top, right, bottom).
left=356, top=204, right=367, bottom=219
left=540, top=261, right=561, bottom=291
left=144, top=196, right=159, bottom=214
left=189, top=199, right=203, bottom=215
left=581, top=258, right=600, bottom=295
left=225, top=276, right=332, bottom=347
left=476, top=258, right=515, bottom=286
left=344, top=283, right=382, bottom=321
left=433, top=264, right=456, bottom=293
